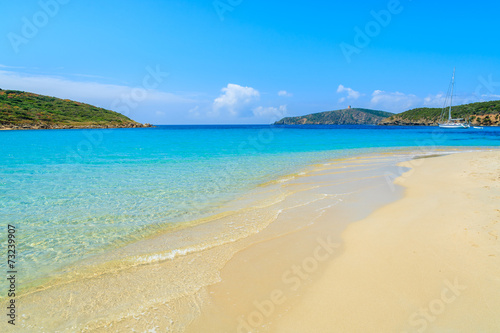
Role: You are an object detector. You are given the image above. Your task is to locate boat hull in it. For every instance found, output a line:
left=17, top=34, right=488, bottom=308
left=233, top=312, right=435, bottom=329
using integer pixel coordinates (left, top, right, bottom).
left=438, top=123, right=470, bottom=129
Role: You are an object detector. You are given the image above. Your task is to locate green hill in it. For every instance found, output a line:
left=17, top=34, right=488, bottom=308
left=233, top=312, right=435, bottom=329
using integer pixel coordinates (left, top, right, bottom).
left=0, top=89, right=152, bottom=130
left=380, top=100, right=500, bottom=126
left=274, top=108, right=394, bottom=125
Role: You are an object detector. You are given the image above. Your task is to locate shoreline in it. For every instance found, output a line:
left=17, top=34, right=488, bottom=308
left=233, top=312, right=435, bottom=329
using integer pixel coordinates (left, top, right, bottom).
left=2, top=149, right=412, bottom=331
left=219, top=150, right=500, bottom=332
left=7, top=147, right=443, bottom=294
left=2, top=148, right=498, bottom=331
left=0, top=123, right=153, bottom=130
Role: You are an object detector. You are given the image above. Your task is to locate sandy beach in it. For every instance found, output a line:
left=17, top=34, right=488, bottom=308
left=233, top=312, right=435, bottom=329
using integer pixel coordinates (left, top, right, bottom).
left=4, top=150, right=499, bottom=332
left=187, top=151, right=500, bottom=332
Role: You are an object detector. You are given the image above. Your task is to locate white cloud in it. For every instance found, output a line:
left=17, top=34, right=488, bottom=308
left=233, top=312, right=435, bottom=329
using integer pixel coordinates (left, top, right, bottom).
left=253, top=105, right=287, bottom=118
left=212, top=83, right=260, bottom=117
left=334, top=83, right=500, bottom=114
left=0, top=69, right=191, bottom=106
left=423, top=93, right=472, bottom=108
left=336, top=84, right=361, bottom=103
left=454, top=93, right=500, bottom=105
left=0, top=64, right=25, bottom=69
left=370, top=90, right=421, bottom=112
left=423, top=93, right=446, bottom=107
left=423, top=93, right=474, bottom=108
left=188, top=106, right=201, bottom=118
left=278, top=90, right=293, bottom=97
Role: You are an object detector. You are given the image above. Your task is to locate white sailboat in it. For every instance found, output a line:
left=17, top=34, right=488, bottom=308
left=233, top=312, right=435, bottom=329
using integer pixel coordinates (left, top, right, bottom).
left=438, top=68, right=470, bottom=129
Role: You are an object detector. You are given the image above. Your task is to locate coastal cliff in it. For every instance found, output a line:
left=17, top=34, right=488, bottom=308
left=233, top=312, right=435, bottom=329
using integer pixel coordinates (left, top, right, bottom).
left=274, top=108, right=393, bottom=125
left=0, top=89, right=153, bottom=130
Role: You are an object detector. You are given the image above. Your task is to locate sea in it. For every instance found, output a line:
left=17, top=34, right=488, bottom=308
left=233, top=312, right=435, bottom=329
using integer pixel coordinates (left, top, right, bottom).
left=1, top=125, right=499, bottom=290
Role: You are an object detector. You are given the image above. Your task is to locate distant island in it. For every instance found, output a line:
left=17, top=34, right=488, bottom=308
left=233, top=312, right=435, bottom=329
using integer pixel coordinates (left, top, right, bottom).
left=380, top=100, right=500, bottom=126
left=274, top=107, right=393, bottom=125
left=274, top=100, right=500, bottom=126
left=0, top=89, right=152, bottom=130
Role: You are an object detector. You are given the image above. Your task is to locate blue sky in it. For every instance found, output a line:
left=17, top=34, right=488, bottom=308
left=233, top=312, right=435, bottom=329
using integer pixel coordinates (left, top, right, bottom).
left=1, top=0, right=499, bottom=124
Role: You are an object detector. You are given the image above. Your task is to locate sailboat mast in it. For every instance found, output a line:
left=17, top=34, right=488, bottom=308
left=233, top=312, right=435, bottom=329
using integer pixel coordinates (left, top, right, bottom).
left=449, top=67, right=455, bottom=120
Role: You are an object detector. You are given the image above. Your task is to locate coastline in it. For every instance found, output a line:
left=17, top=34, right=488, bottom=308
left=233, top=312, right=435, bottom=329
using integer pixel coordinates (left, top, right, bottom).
left=3, top=148, right=498, bottom=332
left=1, top=149, right=411, bottom=331
left=270, top=151, right=500, bottom=332
left=200, top=150, right=499, bottom=332
left=0, top=123, right=153, bottom=130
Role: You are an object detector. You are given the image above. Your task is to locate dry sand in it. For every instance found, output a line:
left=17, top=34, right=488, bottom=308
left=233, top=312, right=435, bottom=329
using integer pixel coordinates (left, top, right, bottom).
left=189, top=151, right=500, bottom=332
left=275, top=152, right=500, bottom=332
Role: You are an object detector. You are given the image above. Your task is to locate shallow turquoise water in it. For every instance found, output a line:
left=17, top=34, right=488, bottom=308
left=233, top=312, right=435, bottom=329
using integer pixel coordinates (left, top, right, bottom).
left=1, top=125, right=499, bottom=285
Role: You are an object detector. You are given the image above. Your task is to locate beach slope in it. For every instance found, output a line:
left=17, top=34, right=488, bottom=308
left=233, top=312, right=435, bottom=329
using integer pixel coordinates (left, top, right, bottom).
left=273, top=151, right=500, bottom=332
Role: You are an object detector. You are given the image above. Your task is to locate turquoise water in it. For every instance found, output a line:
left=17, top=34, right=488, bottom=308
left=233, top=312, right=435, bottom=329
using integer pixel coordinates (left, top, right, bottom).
left=1, top=125, right=499, bottom=286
